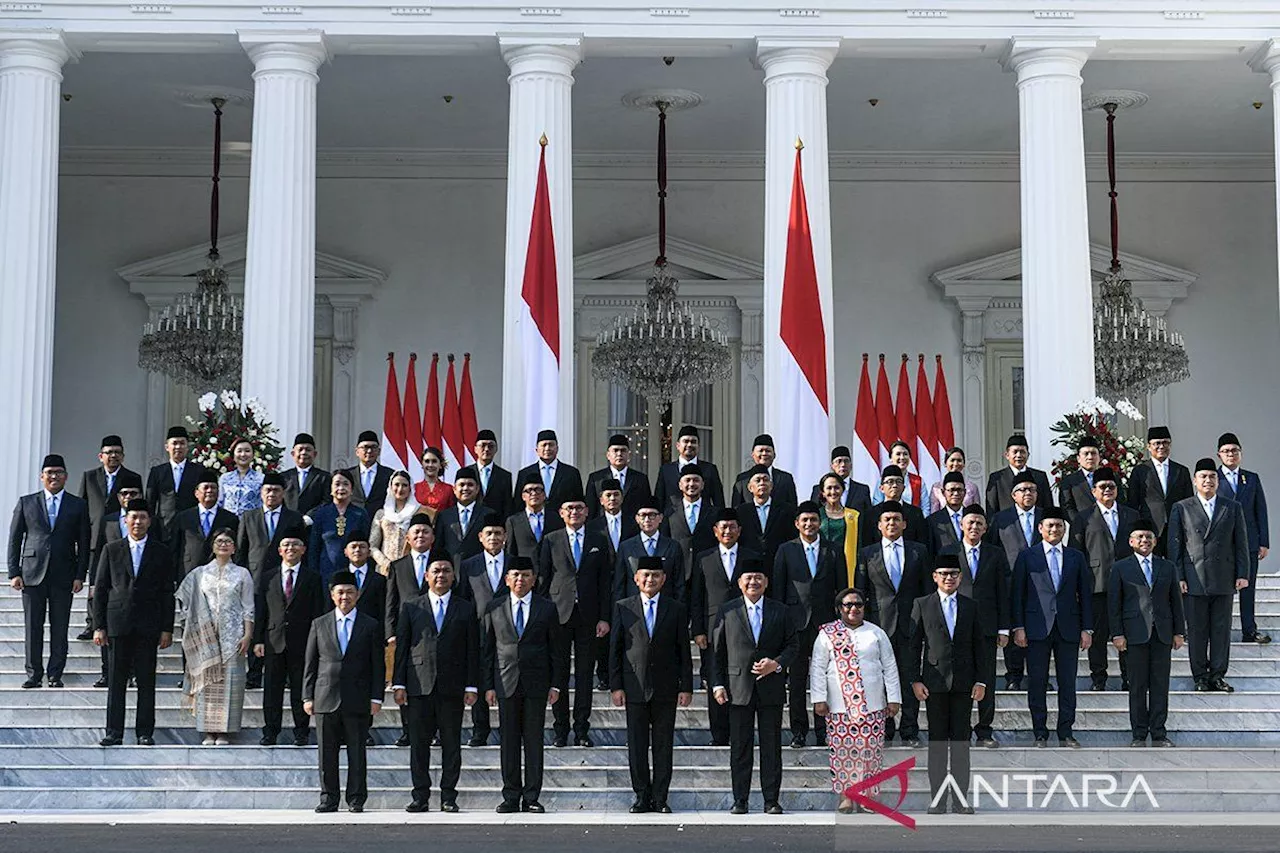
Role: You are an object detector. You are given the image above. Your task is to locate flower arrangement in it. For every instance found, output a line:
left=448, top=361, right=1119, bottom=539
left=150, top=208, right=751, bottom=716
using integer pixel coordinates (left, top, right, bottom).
left=1049, top=397, right=1148, bottom=486
left=185, top=389, right=285, bottom=473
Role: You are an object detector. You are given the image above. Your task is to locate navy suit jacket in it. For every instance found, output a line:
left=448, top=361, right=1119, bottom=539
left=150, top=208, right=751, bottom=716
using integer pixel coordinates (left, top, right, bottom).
left=7, top=491, right=91, bottom=586
left=1217, top=467, right=1269, bottom=554
left=1011, top=543, right=1093, bottom=642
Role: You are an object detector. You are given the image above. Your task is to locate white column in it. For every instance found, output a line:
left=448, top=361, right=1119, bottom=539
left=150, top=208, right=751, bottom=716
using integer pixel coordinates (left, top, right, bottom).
left=1002, top=37, right=1097, bottom=472
left=0, top=32, right=74, bottom=506
left=239, top=32, right=327, bottom=448
left=757, top=38, right=839, bottom=493
left=499, top=37, right=580, bottom=467
left=1250, top=41, right=1280, bottom=332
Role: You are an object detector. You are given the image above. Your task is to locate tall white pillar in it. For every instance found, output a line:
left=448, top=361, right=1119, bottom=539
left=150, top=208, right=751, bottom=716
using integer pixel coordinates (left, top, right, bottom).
left=0, top=32, right=74, bottom=506
left=1002, top=37, right=1097, bottom=472
left=757, top=38, right=838, bottom=494
left=239, top=32, right=327, bottom=448
left=499, top=37, right=580, bottom=468
left=1250, top=41, right=1280, bottom=331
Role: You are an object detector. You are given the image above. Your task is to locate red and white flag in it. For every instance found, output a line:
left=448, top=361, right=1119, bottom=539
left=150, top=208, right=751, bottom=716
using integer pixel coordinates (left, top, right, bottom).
left=441, top=355, right=466, bottom=483
left=895, top=355, right=917, bottom=475
left=380, top=354, right=409, bottom=471
left=423, top=353, right=442, bottom=455
left=459, top=353, right=479, bottom=465
left=853, top=354, right=881, bottom=489
left=516, top=136, right=562, bottom=460
left=401, top=353, right=426, bottom=483
left=874, top=354, right=896, bottom=470
left=775, top=144, right=831, bottom=494
left=914, top=354, right=941, bottom=495
left=934, top=354, right=956, bottom=461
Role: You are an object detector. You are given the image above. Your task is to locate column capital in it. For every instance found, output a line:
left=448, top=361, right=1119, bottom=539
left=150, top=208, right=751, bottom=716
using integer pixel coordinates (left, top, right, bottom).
left=239, top=30, right=329, bottom=73
left=1249, top=39, right=1280, bottom=79
left=499, top=36, right=582, bottom=76
left=755, top=37, right=839, bottom=80
left=0, top=30, right=77, bottom=72
left=1000, top=36, right=1096, bottom=80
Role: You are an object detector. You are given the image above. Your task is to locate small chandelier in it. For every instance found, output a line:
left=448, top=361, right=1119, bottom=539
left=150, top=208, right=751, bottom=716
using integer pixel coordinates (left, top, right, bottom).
left=1089, top=96, right=1190, bottom=400
left=138, top=97, right=244, bottom=390
left=591, top=99, right=732, bottom=404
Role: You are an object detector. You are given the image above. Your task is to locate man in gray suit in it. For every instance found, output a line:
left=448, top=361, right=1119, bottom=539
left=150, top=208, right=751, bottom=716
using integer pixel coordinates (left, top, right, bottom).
left=1167, top=458, right=1250, bottom=693
left=8, top=454, right=91, bottom=689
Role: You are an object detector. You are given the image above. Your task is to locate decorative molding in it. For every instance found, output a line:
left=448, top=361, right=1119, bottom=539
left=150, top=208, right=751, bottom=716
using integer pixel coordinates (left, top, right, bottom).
left=1164, top=11, right=1204, bottom=20
left=779, top=9, right=819, bottom=17
left=389, top=6, right=431, bottom=14
left=520, top=7, right=561, bottom=15
left=129, top=3, right=170, bottom=12
left=1034, top=10, right=1073, bottom=19
left=0, top=3, right=42, bottom=11
left=907, top=10, right=948, bottom=18
left=649, top=8, right=688, bottom=16
left=260, top=5, right=302, bottom=14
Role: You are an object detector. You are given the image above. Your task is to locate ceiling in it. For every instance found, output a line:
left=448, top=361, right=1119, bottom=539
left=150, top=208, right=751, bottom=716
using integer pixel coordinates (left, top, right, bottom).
left=60, top=50, right=1274, bottom=154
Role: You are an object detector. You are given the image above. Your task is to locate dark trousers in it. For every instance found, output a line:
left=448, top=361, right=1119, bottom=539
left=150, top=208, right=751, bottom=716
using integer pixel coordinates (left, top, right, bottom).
left=885, top=635, right=920, bottom=742
left=925, top=690, right=974, bottom=806
left=262, top=649, right=309, bottom=739
left=471, top=693, right=492, bottom=742
left=1185, top=593, right=1233, bottom=682
left=788, top=623, right=825, bottom=741
left=22, top=583, right=72, bottom=681
left=1239, top=554, right=1261, bottom=637
left=728, top=698, right=783, bottom=806
left=1089, top=592, right=1128, bottom=685
left=625, top=700, right=677, bottom=804
left=105, top=632, right=158, bottom=738
left=1126, top=640, right=1173, bottom=740
left=498, top=691, right=547, bottom=805
left=701, top=646, right=729, bottom=743
left=1003, top=643, right=1026, bottom=680
left=1026, top=626, right=1079, bottom=740
left=973, top=635, right=998, bottom=741
left=595, top=633, right=610, bottom=684
left=551, top=607, right=595, bottom=738
left=246, top=648, right=264, bottom=685
left=406, top=691, right=464, bottom=803
left=315, top=710, right=370, bottom=806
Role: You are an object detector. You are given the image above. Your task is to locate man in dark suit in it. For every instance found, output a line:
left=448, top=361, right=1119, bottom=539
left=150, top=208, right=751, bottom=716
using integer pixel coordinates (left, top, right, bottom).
left=857, top=500, right=929, bottom=746
left=1110, top=520, right=1185, bottom=746
left=614, top=497, right=685, bottom=602
left=254, top=535, right=324, bottom=746
left=145, top=426, right=208, bottom=541
left=380, top=517, right=432, bottom=746
left=986, top=470, right=1043, bottom=689
left=588, top=478, right=636, bottom=689
left=93, top=499, right=174, bottom=745
left=392, top=554, right=479, bottom=812
left=304, top=571, right=385, bottom=812
left=458, top=429, right=515, bottom=524
left=736, top=465, right=796, bottom=571
left=985, top=434, right=1054, bottom=516
left=89, top=479, right=143, bottom=687
left=456, top=512, right=508, bottom=746
left=171, top=469, right=239, bottom=580
left=345, top=537, right=387, bottom=627
left=1168, top=458, right=1250, bottom=692
left=774, top=501, right=839, bottom=748
left=237, top=472, right=306, bottom=689
left=505, top=481, right=562, bottom=560
left=514, top=429, right=583, bottom=517
left=1068, top=467, right=1137, bottom=690
left=481, top=556, right=566, bottom=813
left=655, top=424, right=725, bottom=508
left=609, top=555, right=693, bottom=813
left=1059, top=437, right=1105, bottom=516
left=711, top=559, right=797, bottom=815
left=906, top=554, right=989, bottom=815
left=585, top=434, right=652, bottom=521
left=342, top=430, right=394, bottom=511
left=939, top=505, right=1010, bottom=747
left=8, top=454, right=91, bottom=689
left=662, top=463, right=719, bottom=594
left=926, top=472, right=969, bottom=558
left=1012, top=506, right=1093, bottom=747
left=690, top=508, right=755, bottom=745
left=76, top=435, right=140, bottom=640
left=538, top=498, right=611, bottom=747
left=808, top=445, right=873, bottom=514
left=1125, top=426, right=1193, bottom=556
left=730, top=434, right=798, bottom=507
left=860, top=466, right=929, bottom=552
left=435, top=470, right=485, bottom=565
left=282, top=432, right=332, bottom=517
left=1216, top=432, right=1271, bottom=644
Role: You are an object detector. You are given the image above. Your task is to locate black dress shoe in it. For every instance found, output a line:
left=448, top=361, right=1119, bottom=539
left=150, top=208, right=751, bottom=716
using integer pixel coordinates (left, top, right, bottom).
left=76, top=629, right=94, bottom=641
left=1194, top=679, right=1211, bottom=692
left=574, top=733, right=595, bottom=747
left=1005, top=676, right=1023, bottom=690
left=128, top=676, right=136, bottom=688
left=467, top=735, right=488, bottom=747
left=552, top=735, right=568, bottom=748
left=522, top=801, right=545, bottom=813
left=1255, top=632, right=1272, bottom=644
left=1033, top=738, right=1048, bottom=748
left=99, top=735, right=122, bottom=747
left=365, top=735, right=375, bottom=746
left=1130, top=738, right=1147, bottom=747
left=47, top=678, right=64, bottom=688
left=654, top=802, right=672, bottom=814
left=901, top=737, right=922, bottom=748
left=1060, top=736, right=1081, bottom=749
left=927, top=804, right=947, bottom=815
left=495, top=801, right=519, bottom=814
left=729, top=801, right=748, bottom=815
left=93, top=677, right=108, bottom=689
left=432, top=734, right=441, bottom=746
left=21, top=677, right=40, bottom=689
left=764, top=802, right=784, bottom=815
left=1152, top=737, right=1175, bottom=747
left=137, top=736, right=155, bottom=746
left=440, top=801, right=459, bottom=813
left=1121, top=680, right=1131, bottom=691
left=790, top=734, right=806, bottom=748
left=1090, top=680, right=1106, bottom=691
left=711, top=739, right=729, bottom=747
left=395, top=733, right=411, bottom=747
left=315, top=802, right=339, bottom=813
left=975, top=737, right=998, bottom=748
left=629, top=800, right=651, bottom=814
left=348, top=803, right=364, bottom=813
left=293, top=735, right=309, bottom=747
left=405, top=800, right=429, bottom=813
left=1213, top=678, right=1235, bottom=693
left=952, top=804, right=975, bottom=815
left=595, top=677, right=609, bottom=691
left=259, top=734, right=277, bottom=746
left=814, top=735, right=828, bottom=748
left=245, top=679, right=262, bottom=690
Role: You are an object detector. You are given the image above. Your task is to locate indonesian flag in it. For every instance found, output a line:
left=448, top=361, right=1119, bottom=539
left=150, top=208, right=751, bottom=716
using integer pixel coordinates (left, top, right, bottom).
left=459, top=353, right=479, bottom=465
left=775, top=144, right=830, bottom=494
left=874, top=354, right=896, bottom=469
left=517, top=136, right=562, bottom=459
left=895, top=355, right=917, bottom=477
left=852, top=354, right=881, bottom=488
left=423, top=353, right=442, bottom=454
left=401, top=353, right=426, bottom=482
left=914, top=354, right=942, bottom=495
left=934, top=354, right=956, bottom=460
left=380, top=354, right=409, bottom=471
left=441, top=355, right=466, bottom=483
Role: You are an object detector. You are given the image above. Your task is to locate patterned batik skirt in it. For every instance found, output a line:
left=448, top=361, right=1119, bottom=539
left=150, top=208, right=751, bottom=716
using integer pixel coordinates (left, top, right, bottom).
left=826, top=709, right=887, bottom=795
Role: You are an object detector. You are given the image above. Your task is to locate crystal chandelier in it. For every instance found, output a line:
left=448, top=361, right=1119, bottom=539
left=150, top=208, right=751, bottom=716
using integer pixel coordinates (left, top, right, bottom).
left=138, top=97, right=244, bottom=390
left=591, top=100, right=732, bottom=404
left=1091, top=98, right=1190, bottom=400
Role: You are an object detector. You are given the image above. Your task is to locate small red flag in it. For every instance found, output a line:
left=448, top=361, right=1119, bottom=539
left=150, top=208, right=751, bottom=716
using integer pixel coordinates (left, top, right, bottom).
left=423, top=353, right=442, bottom=452
left=895, top=355, right=917, bottom=473
left=853, top=354, right=881, bottom=488
left=874, top=355, right=896, bottom=468
left=778, top=145, right=829, bottom=411
left=521, top=138, right=560, bottom=363
left=934, top=354, right=956, bottom=453
left=379, top=354, right=408, bottom=471
left=442, top=354, right=466, bottom=477
left=459, top=354, right=479, bottom=464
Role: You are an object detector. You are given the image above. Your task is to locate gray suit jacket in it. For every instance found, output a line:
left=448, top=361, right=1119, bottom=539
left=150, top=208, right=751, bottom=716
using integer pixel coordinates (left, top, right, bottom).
left=7, top=491, right=91, bottom=586
left=303, top=609, right=385, bottom=715
left=1167, top=495, right=1249, bottom=596
left=1068, top=503, right=1137, bottom=595
left=392, top=593, right=479, bottom=697
left=709, top=595, right=797, bottom=706
left=480, top=593, right=566, bottom=699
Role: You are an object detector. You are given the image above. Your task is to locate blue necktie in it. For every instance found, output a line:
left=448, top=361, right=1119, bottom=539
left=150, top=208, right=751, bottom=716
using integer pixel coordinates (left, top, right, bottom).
left=416, top=554, right=427, bottom=590
left=106, top=471, right=115, bottom=495
left=435, top=598, right=445, bottom=633
left=951, top=512, right=962, bottom=540
left=645, top=537, right=656, bottom=557
left=201, top=510, right=212, bottom=537
left=266, top=509, right=277, bottom=539
left=1106, top=508, right=1117, bottom=539
left=514, top=601, right=525, bottom=638
left=338, top=616, right=349, bottom=654
left=945, top=595, right=957, bottom=638
left=481, top=466, right=491, bottom=494
left=1023, top=512, right=1034, bottom=546
left=572, top=531, right=582, bottom=567
left=173, top=464, right=182, bottom=492
left=363, top=468, right=374, bottom=497
left=645, top=599, right=656, bottom=638
left=461, top=505, right=471, bottom=532
left=887, top=542, right=902, bottom=591
left=542, top=465, right=553, bottom=494
left=1049, top=546, right=1061, bottom=591
left=489, top=558, right=502, bottom=592
left=610, top=516, right=620, bottom=548
left=131, top=542, right=143, bottom=576
left=46, top=495, right=58, bottom=529
left=969, top=546, right=980, bottom=580
left=354, top=568, right=364, bottom=590
left=757, top=504, right=768, bottom=530
left=805, top=544, right=818, bottom=578
left=749, top=603, right=762, bottom=643
left=687, top=502, right=698, bottom=530
left=532, top=513, right=543, bottom=542
left=298, top=468, right=307, bottom=490
left=1142, top=557, right=1153, bottom=587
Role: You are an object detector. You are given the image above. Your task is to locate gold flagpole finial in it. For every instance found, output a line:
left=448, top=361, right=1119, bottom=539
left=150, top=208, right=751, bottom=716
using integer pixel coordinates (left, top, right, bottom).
left=795, top=137, right=804, bottom=151
left=539, top=133, right=549, bottom=147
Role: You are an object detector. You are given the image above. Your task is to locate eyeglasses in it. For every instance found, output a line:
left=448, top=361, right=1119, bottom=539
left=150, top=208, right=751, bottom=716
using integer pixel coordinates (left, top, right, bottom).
left=839, top=601, right=865, bottom=609
left=936, top=570, right=961, bottom=577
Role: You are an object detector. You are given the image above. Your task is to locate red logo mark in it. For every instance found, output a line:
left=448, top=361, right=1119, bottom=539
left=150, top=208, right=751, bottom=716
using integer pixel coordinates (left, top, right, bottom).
left=843, top=756, right=917, bottom=830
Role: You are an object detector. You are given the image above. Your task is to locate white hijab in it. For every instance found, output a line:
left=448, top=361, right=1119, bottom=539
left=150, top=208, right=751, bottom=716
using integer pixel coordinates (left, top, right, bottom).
left=380, top=473, right=421, bottom=527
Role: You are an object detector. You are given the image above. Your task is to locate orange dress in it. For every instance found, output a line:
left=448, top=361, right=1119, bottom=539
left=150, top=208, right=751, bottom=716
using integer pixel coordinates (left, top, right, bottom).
left=413, top=479, right=456, bottom=519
